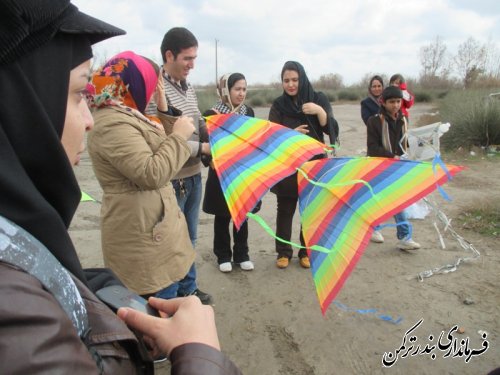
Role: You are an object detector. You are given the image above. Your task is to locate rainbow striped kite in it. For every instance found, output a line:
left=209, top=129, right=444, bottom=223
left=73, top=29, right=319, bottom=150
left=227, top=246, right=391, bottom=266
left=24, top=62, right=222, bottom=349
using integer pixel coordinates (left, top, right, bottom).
left=205, top=113, right=330, bottom=229
left=297, top=157, right=464, bottom=314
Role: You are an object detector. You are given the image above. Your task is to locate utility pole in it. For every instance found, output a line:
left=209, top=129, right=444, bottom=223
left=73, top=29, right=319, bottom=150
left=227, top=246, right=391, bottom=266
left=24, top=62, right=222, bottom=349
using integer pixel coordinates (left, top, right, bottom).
left=215, top=38, right=219, bottom=87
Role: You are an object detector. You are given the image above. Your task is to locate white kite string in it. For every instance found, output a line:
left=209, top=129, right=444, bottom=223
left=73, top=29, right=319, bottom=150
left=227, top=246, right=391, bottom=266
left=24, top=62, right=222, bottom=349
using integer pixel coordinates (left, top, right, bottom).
left=416, top=196, right=481, bottom=281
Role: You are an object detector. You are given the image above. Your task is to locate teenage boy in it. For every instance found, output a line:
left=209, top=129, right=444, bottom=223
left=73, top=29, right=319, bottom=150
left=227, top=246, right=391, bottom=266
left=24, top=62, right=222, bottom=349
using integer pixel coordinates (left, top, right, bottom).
left=150, top=27, right=212, bottom=304
left=366, top=86, right=421, bottom=250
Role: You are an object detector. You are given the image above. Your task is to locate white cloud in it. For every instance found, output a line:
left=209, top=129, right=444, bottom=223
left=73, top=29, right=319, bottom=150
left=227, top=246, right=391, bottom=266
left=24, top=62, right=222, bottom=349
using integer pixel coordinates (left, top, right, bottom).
left=74, top=0, right=500, bottom=85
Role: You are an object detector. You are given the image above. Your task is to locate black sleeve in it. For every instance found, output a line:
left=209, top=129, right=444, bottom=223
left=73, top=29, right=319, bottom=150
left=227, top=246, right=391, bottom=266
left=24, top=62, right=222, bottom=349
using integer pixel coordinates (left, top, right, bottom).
left=268, top=102, right=281, bottom=123
left=317, top=92, right=339, bottom=144
left=203, top=109, right=217, bottom=117
left=246, top=107, right=255, bottom=117
left=366, top=115, right=394, bottom=158
left=360, top=99, right=370, bottom=126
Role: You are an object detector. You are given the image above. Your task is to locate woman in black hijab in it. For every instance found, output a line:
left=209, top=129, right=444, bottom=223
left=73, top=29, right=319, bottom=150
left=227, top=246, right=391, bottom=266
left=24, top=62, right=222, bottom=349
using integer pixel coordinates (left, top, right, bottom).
left=0, top=1, right=241, bottom=373
left=268, top=61, right=338, bottom=269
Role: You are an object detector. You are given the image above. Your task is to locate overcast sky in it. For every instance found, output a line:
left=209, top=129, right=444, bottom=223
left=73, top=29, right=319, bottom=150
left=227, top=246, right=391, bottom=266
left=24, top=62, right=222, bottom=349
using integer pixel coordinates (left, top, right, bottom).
left=73, top=0, right=500, bottom=86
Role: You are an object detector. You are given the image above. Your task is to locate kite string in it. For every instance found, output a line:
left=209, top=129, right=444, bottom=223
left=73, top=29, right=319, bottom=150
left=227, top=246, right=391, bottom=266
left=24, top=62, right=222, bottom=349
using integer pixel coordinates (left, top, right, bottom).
left=296, top=166, right=375, bottom=196
left=246, top=212, right=332, bottom=254
left=416, top=196, right=481, bottom=281
left=333, top=301, right=403, bottom=324
left=431, top=153, right=453, bottom=201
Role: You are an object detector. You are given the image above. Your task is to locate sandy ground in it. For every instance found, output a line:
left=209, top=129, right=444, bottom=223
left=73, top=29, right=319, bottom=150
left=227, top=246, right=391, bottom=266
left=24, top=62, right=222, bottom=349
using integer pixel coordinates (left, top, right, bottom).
left=71, top=103, right=499, bottom=374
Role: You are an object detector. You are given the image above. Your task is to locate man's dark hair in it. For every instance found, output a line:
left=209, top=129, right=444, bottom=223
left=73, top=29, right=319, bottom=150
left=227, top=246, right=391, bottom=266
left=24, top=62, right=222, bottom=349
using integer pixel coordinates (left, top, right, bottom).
left=160, top=27, right=198, bottom=62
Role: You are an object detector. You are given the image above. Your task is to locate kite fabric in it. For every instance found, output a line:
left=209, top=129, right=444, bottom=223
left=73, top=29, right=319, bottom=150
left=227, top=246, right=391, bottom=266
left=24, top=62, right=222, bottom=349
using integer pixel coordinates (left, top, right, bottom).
left=297, top=157, right=464, bottom=314
left=81, top=191, right=96, bottom=202
left=205, top=113, right=332, bottom=229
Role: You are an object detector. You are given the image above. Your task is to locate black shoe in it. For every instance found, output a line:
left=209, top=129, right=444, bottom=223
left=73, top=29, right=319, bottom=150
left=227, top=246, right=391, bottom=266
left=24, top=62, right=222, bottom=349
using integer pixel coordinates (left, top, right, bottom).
left=179, top=289, right=213, bottom=305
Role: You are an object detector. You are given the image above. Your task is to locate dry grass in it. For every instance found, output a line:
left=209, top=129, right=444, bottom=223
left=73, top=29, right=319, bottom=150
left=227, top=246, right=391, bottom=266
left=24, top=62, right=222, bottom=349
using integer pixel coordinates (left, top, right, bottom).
left=456, top=199, right=500, bottom=238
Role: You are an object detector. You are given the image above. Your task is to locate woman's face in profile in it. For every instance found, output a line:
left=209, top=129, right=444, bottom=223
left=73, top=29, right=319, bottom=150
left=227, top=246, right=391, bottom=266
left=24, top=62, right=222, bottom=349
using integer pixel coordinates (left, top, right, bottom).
left=282, top=70, right=299, bottom=97
left=229, top=79, right=247, bottom=107
left=61, top=59, right=94, bottom=166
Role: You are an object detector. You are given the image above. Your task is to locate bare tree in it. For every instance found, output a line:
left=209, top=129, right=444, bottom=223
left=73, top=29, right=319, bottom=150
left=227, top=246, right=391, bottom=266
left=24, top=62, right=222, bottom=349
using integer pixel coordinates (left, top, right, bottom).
left=419, top=35, right=449, bottom=79
left=314, top=73, right=344, bottom=90
left=357, top=72, right=388, bottom=89
left=454, top=37, right=487, bottom=88
left=484, top=37, right=500, bottom=79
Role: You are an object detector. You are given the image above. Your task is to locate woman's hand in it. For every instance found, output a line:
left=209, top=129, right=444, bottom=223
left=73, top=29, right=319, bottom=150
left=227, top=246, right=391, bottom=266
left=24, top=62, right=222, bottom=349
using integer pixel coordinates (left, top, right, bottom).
left=301, top=102, right=321, bottom=115
left=172, top=116, right=195, bottom=140
left=201, top=142, right=211, bottom=155
left=294, top=124, right=309, bottom=134
left=155, top=74, right=169, bottom=112
left=117, top=296, right=221, bottom=357
left=302, top=102, right=327, bottom=126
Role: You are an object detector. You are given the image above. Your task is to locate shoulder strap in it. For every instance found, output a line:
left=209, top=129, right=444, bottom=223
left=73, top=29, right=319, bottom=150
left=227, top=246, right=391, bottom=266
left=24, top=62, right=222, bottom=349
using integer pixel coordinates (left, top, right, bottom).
left=0, top=215, right=89, bottom=337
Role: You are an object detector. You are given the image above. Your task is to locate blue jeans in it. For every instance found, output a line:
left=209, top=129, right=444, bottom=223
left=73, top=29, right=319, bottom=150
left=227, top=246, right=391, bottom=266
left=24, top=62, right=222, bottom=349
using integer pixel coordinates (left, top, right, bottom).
left=374, top=210, right=410, bottom=240
left=169, top=173, right=202, bottom=296
left=394, top=210, right=410, bottom=240
left=172, top=173, right=202, bottom=246
left=154, top=263, right=197, bottom=299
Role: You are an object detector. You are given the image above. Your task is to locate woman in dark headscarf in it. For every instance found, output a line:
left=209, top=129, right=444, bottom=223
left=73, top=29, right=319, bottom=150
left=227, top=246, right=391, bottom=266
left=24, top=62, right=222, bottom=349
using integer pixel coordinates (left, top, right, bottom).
left=268, top=61, right=338, bottom=269
left=360, top=75, right=384, bottom=126
left=202, top=73, right=257, bottom=273
left=0, top=1, right=241, bottom=373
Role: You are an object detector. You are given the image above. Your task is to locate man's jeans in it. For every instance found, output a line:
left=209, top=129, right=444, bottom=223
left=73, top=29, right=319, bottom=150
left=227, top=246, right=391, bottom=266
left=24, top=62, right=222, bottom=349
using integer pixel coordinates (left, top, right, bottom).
left=172, top=173, right=202, bottom=246
left=161, top=173, right=202, bottom=297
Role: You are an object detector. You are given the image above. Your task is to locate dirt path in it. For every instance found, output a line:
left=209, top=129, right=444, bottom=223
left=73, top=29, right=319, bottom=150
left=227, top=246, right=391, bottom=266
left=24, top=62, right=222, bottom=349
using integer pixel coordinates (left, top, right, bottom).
left=71, top=103, right=499, bottom=374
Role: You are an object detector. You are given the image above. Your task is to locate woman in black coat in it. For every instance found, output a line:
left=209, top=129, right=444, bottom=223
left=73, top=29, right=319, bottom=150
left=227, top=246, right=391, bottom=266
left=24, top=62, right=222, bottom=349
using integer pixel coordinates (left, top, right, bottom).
left=268, top=61, right=338, bottom=269
left=360, top=75, right=384, bottom=126
left=202, top=73, right=257, bottom=273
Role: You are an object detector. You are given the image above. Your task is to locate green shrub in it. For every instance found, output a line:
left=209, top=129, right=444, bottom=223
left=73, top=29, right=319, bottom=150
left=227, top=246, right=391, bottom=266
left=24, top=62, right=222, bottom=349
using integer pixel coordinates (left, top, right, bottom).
left=337, top=90, right=359, bottom=101
left=247, top=88, right=281, bottom=107
left=196, top=89, right=218, bottom=113
left=436, top=91, right=448, bottom=99
left=320, top=89, right=336, bottom=102
left=250, top=97, right=264, bottom=107
left=414, top=91, right=432, bottom=102
left=440, top=90, right=500, bottom=150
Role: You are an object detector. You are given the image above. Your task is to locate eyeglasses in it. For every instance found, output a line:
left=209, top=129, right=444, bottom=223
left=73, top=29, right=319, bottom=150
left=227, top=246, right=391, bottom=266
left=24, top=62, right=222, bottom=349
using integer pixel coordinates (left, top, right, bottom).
left=371, top=85, right=382, bottom=88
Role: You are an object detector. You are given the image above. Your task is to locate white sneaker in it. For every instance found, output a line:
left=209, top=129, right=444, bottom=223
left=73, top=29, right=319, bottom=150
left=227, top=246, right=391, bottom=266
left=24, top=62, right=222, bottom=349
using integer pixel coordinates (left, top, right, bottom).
left=239, top=260, right=254, bottom=271
left=371, top=230, right=384, bottom=243
left=219, top=262, right=232, bottom=272
left=397, top=239, right=421, bottom=250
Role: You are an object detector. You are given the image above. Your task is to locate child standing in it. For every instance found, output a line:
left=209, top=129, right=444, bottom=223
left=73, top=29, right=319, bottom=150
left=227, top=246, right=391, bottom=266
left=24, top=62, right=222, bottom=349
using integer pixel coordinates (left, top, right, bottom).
left=389, top=73, right=414, bottom=122
left=366, top=86, right=421, bottom=250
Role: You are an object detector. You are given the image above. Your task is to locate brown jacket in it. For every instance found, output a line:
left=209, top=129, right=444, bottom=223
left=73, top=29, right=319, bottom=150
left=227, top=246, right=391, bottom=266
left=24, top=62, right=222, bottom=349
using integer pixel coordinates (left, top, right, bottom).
left=0, top=262, right=242, bottom=374
left=88, top=106, right=195, bottom=295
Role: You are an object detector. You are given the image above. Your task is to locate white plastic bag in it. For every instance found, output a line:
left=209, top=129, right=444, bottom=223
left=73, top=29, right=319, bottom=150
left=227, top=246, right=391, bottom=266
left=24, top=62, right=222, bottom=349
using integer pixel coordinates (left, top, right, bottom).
left=406, top=199, right=431, bottom=220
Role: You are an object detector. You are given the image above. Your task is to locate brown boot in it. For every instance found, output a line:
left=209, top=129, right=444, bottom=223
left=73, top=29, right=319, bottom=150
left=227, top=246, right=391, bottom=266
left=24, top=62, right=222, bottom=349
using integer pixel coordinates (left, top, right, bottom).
left=276, top=257, right=289, bottom=269
left=299, top=256, right=310, bottom=269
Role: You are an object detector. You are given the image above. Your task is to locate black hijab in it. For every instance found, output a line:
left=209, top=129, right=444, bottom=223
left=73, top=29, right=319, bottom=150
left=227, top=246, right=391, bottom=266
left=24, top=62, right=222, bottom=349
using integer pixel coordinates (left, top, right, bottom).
left=273, top=61, right=316, bottom=117
left=0, top=33, right=93, bottom=283
left=273, top=61, right=336, bottom=143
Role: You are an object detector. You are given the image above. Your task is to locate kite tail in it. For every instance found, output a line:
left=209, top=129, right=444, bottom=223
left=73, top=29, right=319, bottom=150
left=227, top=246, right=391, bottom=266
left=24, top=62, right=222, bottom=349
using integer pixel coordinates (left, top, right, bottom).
left=296, top=167, right=375, bottom=196
left=431, top=153, right=453, bottom=201
left=416, top=197, right=481, bottom=281
left=246, top=212, right=332, bottom=254
left=374, top=221, right=414, bottom=239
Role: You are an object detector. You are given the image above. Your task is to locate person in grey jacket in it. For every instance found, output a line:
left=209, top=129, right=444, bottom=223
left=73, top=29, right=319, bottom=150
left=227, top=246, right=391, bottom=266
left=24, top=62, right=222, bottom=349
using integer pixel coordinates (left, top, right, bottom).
left=0, top=1, right=241, bottom=373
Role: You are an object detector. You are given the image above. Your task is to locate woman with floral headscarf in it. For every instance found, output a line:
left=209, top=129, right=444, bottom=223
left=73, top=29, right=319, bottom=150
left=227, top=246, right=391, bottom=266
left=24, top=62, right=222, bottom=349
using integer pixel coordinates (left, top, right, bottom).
left=269, top=61, right=338, bottom=269
left=87, top=51, right=197, bottom=300
left=202, top=73, right=258, bottom=272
